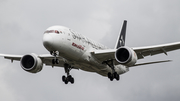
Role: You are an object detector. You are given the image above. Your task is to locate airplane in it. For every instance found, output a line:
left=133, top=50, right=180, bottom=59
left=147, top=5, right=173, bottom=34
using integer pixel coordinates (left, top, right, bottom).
left=1, top=20, right=180, bottom=84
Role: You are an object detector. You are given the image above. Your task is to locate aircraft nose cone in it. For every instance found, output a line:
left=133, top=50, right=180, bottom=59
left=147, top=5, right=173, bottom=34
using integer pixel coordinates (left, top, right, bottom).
left=43, top=34, right=54, bottom=50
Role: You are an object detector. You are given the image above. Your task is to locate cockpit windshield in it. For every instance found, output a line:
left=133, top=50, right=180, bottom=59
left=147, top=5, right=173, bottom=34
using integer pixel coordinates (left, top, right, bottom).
left=44, top=30, right=60, bottom=34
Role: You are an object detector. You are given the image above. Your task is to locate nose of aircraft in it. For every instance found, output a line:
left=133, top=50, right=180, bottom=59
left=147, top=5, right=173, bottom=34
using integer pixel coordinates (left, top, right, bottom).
left=43, top=34, right=54, bottom=51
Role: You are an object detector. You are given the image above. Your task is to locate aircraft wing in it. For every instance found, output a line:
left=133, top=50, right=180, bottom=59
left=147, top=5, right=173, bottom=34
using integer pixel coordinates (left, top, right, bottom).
left=133, top=42, right=180, bottom=59
left=91, top=42, right=180, bottom=65
left=0, top=54, right=65, bottom=67
left=0, top=54, right=22, bottom=61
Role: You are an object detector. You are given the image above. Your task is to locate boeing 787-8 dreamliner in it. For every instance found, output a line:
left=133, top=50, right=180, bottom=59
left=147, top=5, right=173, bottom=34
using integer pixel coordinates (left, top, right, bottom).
left=1, top=20, right=180, bottom=84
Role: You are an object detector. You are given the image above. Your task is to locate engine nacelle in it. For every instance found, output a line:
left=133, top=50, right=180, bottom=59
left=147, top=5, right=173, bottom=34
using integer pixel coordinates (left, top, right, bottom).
left=20, top=53, right=43, bottom=73
left=115, top=46, right=137, bottom=66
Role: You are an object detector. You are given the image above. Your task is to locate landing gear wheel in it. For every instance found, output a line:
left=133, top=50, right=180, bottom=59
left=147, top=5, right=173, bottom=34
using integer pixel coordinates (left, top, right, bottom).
left=67, top=75, right=71, bottom=81
left=108, top=72, right=114, bottom=81
left=116, top=75, right=120, bottom=81
left=114, top=72, right=120, bottom=81
left=108, top=72, right=112, bottom=79
left=64, top=79, right=68, bottom=84
left=62, top=75, right=68, bottom=84
left=110, top=76, right=114, bottom=81
left=62, top=75, right=66, bottom=82
left=52, top=59, right=59, bottom=64
left=62, top=75, right=74, bottom=84
left=70, top=77, right=74, bottom=84
left=67, top=75, right=74, bottom=84
left=50, top=51, right=53, bottom=55
left=113, top=72, right=118, bottom=79
left=55, top=59, right=59, bottom=64
left=107, top=72, right=119, bottom=81
left=52, top=59, right=56, bottom=65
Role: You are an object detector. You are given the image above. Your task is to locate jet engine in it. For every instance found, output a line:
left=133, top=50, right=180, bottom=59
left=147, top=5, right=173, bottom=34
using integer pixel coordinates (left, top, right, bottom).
left=115, top=46, right=137, bottom=66
left=20, top=53, right=43, bottom=73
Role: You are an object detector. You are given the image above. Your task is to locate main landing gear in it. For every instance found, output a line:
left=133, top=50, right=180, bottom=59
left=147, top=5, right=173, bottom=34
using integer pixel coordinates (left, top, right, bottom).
left=50, top=51, right=59, bottom=65
left=104, top=60, right=120, bottom=81
left=62, top=63, right=74, bottom=84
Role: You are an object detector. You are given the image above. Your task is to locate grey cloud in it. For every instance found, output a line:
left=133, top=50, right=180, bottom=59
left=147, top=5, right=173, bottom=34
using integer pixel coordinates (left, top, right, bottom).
left=0, top=0, right=180, bottom=101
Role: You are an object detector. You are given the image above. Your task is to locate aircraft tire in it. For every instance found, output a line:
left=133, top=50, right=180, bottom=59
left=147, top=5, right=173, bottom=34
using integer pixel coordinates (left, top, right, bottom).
left=52, top=59, right=56, bottom=64
left=64, top=80, right=68, bottom=84
left=70, top=77, right=74, bottom=84
left=108, top=72, right=112, bottom=79
left=67, top=75, right=74, bottom=84
left=62, top=75, right=66, bottom=82
left=115, top=74, right=120, bottom=81
left=110, top=77, right=114, bottom=81
left=55, top=59, right=59, bottom=64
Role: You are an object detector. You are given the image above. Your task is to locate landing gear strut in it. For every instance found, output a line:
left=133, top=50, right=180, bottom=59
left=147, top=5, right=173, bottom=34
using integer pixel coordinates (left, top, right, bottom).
left=104, top=60, right=120, bottom=81
left=62, top=63, right=74, bottom=84
left=50, top=51, right=59, bottom=64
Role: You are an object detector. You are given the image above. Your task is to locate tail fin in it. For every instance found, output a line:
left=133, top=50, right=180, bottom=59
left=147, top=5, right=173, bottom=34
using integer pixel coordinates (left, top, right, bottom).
left=114, top=20, right=127, bottom=49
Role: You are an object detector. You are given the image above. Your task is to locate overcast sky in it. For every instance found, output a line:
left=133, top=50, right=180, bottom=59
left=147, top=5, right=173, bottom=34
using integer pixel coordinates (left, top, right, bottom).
left=0, top=0, right=180, bottom=101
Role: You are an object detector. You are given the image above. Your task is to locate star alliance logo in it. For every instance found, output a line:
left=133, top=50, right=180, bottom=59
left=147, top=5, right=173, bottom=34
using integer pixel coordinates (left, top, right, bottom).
left=119, top=35, right=125, bottom=46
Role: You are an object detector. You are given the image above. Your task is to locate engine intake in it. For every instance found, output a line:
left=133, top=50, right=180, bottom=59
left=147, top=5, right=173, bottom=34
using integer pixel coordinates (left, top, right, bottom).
left=115, top=47, right=137, bottom=66
left=20, top=53, right=43, bottom=73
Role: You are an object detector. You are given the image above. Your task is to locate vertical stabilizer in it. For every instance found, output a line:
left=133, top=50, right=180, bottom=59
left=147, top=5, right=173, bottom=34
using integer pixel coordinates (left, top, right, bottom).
left=115, top=20, right=127, bottom=49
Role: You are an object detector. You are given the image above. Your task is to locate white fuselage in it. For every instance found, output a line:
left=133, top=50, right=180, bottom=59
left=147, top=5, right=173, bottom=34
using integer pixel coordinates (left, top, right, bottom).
left=43, top=26, right=128, bottom=76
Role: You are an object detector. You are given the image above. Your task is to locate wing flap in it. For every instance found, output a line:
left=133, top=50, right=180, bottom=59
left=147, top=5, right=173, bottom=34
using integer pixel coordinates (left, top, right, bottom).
left=91, top=49, right=116, bottom=63
left=130, top=60, right=172, bottom=67
left=91, top=49, right=122, bottom=65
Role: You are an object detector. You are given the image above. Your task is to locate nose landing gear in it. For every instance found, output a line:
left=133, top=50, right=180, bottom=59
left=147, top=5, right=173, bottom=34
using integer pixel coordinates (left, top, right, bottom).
left=50, top=51, right=59, bottom=65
